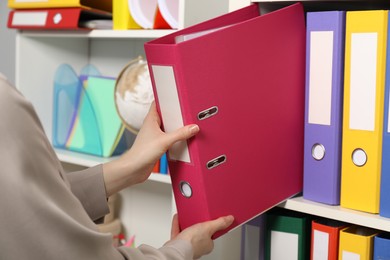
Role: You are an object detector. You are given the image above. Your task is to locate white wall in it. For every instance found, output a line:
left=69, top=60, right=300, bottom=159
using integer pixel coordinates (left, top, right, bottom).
left=0, top=2, right=16, bottom=84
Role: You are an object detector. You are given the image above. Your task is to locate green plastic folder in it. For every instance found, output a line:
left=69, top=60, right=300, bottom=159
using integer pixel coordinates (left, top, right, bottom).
left=67, top=76, right=125, bottom=157
left=265, top=209, right=311, bottom=260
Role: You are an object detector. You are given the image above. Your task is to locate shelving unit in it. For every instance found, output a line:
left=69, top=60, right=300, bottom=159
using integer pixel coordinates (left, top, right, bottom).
left=280, top=196, right=390, bottom=232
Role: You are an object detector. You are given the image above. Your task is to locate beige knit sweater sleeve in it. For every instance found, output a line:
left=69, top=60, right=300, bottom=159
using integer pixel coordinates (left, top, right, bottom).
left=0, top=77, right=193, bottom=260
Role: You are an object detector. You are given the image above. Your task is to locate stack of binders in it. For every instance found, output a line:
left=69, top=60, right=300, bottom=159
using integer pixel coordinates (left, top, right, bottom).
left=7, top=0, right=112, bottom=30
left=303, top=8, right=390, bottom=218
left=258, top=209, right=390, bottom=260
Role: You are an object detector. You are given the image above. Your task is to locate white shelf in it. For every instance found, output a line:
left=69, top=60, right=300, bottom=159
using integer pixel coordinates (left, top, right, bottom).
left=280, top=196, right=390, bottom=232
left=20, top=29, right=175, bottom=39
left=55, top=148, right=171, bottom=184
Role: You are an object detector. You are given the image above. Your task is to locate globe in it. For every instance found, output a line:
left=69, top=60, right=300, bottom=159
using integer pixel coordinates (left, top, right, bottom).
left=115, top=56, right=154, bottom=134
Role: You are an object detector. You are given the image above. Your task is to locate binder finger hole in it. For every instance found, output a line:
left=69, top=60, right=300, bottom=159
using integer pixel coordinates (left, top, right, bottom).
left=198, top=106, right=218, bottom=120
left=179, top=181, right=193, bottom=198
left=311, top=143, right=325, bottom=161
left=352, top=148, right=367, bottom=167
left=207, top=155, right=227, bottom=170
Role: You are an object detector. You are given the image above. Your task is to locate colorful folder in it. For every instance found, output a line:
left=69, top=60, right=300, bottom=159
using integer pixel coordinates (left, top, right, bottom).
left=380, top=12, right=390, bottom=218
left=373, top=233, right=390, bottom=260
left=144, top=3, right=306, bottom=238
left=241, top=215, right=265, bottom=260
left=113, top=0, right=141, bottom=30
left=340, top=10, right=388, bottom=214
left=338, top=226, right=378, bottom=260
left=7, top=8, right=111, bottom=30
left=53, top=65, right=128, bottom=157
left=66, top=75, right=127, bottom=157
left=265, top=209, right=311, bottom=260
left=311, top=219, right=347, bottom=260
left=303, top=11, right=346, bottom=206
left=7, top=0, right=111, bottom=12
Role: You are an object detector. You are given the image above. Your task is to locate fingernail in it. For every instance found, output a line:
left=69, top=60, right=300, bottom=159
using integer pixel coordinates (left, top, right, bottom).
left=189, top=125, right=200, bottom=135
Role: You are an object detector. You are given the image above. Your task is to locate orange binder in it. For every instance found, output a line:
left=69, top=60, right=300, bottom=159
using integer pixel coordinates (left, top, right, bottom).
left=311, top=219, right=347, bottom=260
left=7, top=8, right=111, bottom=30
left=144, top=3, right=306, bottom=238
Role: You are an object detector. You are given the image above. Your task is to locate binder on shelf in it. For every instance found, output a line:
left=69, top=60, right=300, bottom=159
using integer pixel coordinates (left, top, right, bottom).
left=240, top=215, right=265, bottom=260
left=159, top=153, right=168, bottom=174
left=128, top=0, right=171, bottom=29
left=7, top=0, right=112, bottom=13
left=311, top=219, right=347, bottom=260
left=373, top=233, right=390, bottom=260
left=264, top=209, right=311, bottom=260
left=303, top=11, right=346, bottom=206
left=66, top=75, right=127, bottom=157
left=157, top=0, right=179, bottom=29
left=113, top=0, right=141, bottom=30
left=7, top=7, right=112, bottom=30
left=338, top=226, right=378, bottom=260
left=340, top=10, right=388, bottom=214
left=380, top=12, right=390, bottom=218
left=145, top=3, right=306, bottom=238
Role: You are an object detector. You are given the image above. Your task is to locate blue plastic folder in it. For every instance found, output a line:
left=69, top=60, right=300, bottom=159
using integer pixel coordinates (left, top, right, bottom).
left=53, top=64, right=81, bottom=148
left=373, top=233, right=390, bottom=259
left=53, top=65, right=128, bottom=157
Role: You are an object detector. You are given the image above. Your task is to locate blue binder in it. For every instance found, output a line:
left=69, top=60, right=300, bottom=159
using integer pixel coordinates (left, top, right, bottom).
left=373, top=233, right=390, bottom=259
left=380, top=12, right=390, bottom=217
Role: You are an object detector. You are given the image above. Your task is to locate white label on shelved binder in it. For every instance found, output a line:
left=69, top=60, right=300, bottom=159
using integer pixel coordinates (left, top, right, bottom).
left=270, top=231, right=298, bottom=260
left=15, top=0, right=48, bottom=2
left=349, top=33, right=378, bottom=131
left=342, top=251, right=360, bottom=260
left=152, top=65, right=190, bottom=163
left=308, top=31, right=334, bottom=126
left=313, top=230, right=329, bottom=260
left=12, top=12, right=48, bottom=26
left=15, top=0, right=47, bottom=2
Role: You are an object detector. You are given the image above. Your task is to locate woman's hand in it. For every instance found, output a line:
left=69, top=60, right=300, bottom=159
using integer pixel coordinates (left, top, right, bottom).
left=170, top=214, right=235, bottom=259
left=103, top=102, right=199, bottom=196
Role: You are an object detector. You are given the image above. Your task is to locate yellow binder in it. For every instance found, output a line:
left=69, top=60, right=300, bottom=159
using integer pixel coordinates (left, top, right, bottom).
left=341, top=10, right=388, bottom=213
left=7, top=0, right=112, bottom=12
left=113, top=0, right=141, bottom=30
left=338, top=226, right=378, bottom=260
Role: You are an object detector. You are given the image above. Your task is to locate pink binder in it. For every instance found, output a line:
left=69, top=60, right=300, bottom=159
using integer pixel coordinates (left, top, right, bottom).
left=144, top=3, right=305, bottom=238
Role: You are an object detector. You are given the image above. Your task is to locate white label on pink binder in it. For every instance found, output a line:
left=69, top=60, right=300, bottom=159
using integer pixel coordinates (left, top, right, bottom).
left=152, top=65, right=191, bottom=163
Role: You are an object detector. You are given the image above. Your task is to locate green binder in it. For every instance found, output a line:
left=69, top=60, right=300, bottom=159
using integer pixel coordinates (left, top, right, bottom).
left=265, top=209, right=311, bottom=260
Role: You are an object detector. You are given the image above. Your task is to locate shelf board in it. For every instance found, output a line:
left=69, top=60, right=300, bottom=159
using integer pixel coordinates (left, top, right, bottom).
left=20, top=29, right=176, bottom=39
left=55, top=148, right=171, bottom=184
left=280, top=196, right=390, bottom=232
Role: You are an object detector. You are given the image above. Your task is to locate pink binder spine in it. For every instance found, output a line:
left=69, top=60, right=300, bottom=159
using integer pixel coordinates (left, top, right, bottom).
left=145, top=42, right=212, bottom=231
